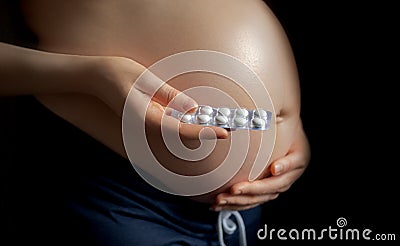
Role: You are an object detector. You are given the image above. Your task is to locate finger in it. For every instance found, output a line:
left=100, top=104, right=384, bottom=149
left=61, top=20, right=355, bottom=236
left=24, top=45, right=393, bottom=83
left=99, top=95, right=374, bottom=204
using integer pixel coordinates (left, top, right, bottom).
left=270, top=148, right=309, bottom=176
left=213, top=204, right=260, bottom=212
left=230, top=168, right=305, bottom=196
left=271, top=124, right=311, bottom=176
left=212, top=193, right=279, bottom=211
left=179, top=123, right=229, bottom=140
left=215, top=193, right=279, bottom=207
left=135, top=70, right=198, bottom=113
left=145, top=101, right=228, bottom=140
left=154, top=83, right=198, bottom=113
left=143, top=77, right=228, bottom=139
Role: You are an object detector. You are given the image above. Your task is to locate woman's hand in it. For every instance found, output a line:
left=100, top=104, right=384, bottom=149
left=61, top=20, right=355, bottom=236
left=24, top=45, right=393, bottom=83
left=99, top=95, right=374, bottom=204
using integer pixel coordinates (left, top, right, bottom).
left=211, top=122, right=310, bottom=211
left=89, top=56, right=228, bottom=140
left=0, top=41, right=228, bottom=140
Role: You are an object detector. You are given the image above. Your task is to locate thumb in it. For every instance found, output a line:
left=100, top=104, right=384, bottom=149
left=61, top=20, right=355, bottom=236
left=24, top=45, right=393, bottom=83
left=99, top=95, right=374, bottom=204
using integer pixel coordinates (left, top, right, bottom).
left=134, top=69, right=198, bottom=113
left=154, top=83, right=198, bottom=113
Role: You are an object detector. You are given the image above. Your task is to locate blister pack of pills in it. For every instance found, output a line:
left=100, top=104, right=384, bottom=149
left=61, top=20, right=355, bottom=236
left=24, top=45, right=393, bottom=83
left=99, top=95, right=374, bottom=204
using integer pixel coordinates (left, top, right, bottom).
left=168, top=105, right=272, bottom=130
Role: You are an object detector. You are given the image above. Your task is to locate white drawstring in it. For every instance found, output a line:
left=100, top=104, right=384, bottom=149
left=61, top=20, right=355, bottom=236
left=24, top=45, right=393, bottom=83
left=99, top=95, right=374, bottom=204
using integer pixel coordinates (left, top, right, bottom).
left=217, top=210, right=247, bottom=246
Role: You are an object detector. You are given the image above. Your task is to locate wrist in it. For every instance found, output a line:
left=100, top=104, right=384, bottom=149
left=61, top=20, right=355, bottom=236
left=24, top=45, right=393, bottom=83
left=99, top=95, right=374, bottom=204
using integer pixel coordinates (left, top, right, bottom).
left=27, top=50, right=101, bottom=96
left=85, top=56, right=145, bottom=115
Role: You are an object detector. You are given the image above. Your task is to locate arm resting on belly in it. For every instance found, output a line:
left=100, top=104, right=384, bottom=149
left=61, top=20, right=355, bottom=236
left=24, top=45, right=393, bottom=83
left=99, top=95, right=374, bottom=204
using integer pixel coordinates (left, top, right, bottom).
left=0, top=42, right=98, bottom=96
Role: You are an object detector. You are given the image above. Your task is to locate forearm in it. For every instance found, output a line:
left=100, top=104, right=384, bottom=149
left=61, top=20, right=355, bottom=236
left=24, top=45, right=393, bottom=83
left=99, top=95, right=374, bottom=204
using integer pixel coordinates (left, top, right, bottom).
left=0, top=42, right=96, bottom=96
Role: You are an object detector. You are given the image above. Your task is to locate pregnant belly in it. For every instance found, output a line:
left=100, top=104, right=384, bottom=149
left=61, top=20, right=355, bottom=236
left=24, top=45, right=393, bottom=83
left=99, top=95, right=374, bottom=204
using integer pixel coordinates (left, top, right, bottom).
left=128, top=70, right=277, bottom=202
left=25, top=0, right=299, bottom=203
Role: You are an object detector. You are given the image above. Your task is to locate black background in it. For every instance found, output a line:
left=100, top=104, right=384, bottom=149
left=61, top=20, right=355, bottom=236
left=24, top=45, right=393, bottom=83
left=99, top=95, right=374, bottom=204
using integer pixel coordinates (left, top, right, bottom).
left=1, top=0, right=399, bottom=244
left=260, top=0, right=399, bottom=242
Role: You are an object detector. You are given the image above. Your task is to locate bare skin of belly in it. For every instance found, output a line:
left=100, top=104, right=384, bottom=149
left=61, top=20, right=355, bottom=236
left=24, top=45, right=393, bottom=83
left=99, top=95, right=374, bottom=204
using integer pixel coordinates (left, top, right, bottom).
left=21, top=0, right=301, bottom=203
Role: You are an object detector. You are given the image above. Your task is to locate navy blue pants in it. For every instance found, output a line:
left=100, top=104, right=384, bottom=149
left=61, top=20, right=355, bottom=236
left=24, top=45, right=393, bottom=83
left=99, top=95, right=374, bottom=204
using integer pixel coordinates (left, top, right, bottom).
left=3, top=96, right=262, bottom=245
left=64, top=163, right=262, bottom=246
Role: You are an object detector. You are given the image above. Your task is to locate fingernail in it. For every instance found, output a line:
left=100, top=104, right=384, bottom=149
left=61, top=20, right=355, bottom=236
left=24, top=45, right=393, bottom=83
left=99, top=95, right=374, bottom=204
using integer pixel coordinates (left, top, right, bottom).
left=274, top=163, right=283, bottom=175
left=182, top=98, right=198, bottom=112
left=219, top=200, right=227, bottom=205
left=233, top=189, right=242, bottom=195
left=214, top=207, right=222, bottom=212
left=199, top=127, right=217, bottom=140
left=219, top=129, right=229, bottom=139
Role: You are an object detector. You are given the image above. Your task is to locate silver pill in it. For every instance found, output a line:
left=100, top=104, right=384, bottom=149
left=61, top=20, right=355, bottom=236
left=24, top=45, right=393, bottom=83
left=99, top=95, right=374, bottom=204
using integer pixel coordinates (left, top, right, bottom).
left=235, top=108, right=249, bottom=117
left=200, top=106, right=213, bottom=115
left=181, top=114, right=192, bottom=123
left=197, top=114, right=211, bottom=124
left=254, top=109, right=267, bottom=118
left=252, top=118, right=266, bottom=128
left=215, top=115, right=228, bottom=125
left=218, top=107, right=231, bottom=117
left=234, top=117, right=247, bottom=127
